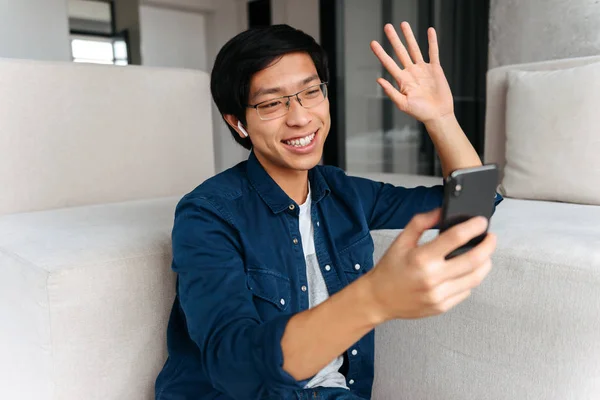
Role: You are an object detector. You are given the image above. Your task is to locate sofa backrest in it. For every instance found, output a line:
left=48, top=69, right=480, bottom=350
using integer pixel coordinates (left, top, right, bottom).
left=484, top=55, right=600, bottom=178
left=0, top=58, right=214, bottom=216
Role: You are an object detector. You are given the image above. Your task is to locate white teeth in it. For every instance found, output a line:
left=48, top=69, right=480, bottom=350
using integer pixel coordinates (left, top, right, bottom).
left=284, top=132, right=316, bottom=147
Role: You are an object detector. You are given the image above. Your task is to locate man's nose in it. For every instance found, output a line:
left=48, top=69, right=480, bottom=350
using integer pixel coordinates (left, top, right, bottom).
left=285, top=96, right=312, bottom=126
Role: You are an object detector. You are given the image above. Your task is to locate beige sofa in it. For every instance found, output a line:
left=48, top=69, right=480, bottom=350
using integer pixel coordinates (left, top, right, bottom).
left=1, top=56, right=599, bottom=399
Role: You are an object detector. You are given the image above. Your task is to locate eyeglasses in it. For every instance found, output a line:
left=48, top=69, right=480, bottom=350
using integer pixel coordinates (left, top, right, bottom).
left=247, top=82, right=328, bottom=121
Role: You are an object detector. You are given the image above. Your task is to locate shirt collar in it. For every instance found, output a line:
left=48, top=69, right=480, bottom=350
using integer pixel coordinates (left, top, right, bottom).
left=246, top=151, right=330, bottom=214
left=308, top=167, right=330, bottom=204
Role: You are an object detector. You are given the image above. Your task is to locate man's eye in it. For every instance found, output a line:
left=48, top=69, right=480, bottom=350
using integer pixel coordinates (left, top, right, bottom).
left=261, top=101, right=282, bottom=109
left=304, top=89, right=320, bottom=98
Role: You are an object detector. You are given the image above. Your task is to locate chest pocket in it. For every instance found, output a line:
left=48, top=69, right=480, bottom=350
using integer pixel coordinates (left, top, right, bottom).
left=246, top=268, right=291, bottom=318
left=338, top=234, right=375, bottom=284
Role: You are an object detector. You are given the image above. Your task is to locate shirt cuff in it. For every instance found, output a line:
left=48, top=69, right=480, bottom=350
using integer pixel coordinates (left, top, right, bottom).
left=252, top=314, right=311, bottom=390
left=493, top=191, right=504, bottom=207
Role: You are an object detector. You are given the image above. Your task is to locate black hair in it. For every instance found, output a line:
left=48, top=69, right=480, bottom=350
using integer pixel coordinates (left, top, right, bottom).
left=210, top=24, right=329, bottom=150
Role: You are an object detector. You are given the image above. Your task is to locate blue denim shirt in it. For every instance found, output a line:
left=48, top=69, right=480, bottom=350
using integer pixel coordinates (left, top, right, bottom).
left=155, top=152, right=502, bottom=400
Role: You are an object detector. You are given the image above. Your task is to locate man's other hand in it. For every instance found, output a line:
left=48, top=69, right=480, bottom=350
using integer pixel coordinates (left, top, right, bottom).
left=365, top=208, right=496, bottom=322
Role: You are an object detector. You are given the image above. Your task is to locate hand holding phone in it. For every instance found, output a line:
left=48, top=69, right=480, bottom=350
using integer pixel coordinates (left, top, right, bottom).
left=440, top=164, right=499, bottom=259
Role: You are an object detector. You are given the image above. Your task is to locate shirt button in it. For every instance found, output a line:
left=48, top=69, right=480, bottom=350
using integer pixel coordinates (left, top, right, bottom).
left=280, top=298, right=286, bottom=305
left=351, top=349, right=358, bottom=356
left=316, top=221, right=320, bottom=226
left=301, top=285, right=307, bottom=292
left=324, top=265, right=331, bottom=271
left=354, top=264, right=361, bottom=271
left=293, top=238, right=299, bottom=245
left=289, top=204, right=295, bottom=210
left=349, top=379, right=355, bottom=385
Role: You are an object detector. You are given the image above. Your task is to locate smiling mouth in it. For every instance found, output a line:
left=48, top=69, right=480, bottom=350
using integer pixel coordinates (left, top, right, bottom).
left=282, top=131, right=317, bottom=148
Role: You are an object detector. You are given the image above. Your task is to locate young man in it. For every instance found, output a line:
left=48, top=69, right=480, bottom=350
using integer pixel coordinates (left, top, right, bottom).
left=155, top=23, right=501, bottom=400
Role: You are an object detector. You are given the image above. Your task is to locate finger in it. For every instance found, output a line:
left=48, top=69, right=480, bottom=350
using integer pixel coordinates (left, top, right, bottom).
left=395, top=208, right=442, bottom=249
left=400, top=21, right=424, bottom=63
left=433, top=258, right=493, bottom=303
left=422, top=216, right=489, bottom=258
left=428, top=27, right=440, bottom=65
left=434, top=288, right=472, bottom=315
left=446, top=233, right=497, bottom=274
left=383, top=23, right=412, bottom=68
left=417, top=233, right=496, bottom=290
left=438, top=233, right=497, bottom=282
left=377, top=78, right=408, bottom=112
left=370, top=40, right=404, bottom=80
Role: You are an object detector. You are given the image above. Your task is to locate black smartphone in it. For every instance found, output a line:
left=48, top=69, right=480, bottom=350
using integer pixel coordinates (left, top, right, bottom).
left=439, top=164, right=499, bottom=259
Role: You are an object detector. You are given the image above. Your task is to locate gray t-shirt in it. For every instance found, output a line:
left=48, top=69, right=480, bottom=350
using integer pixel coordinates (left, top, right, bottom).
left=298, top=185, right=348, bottom=390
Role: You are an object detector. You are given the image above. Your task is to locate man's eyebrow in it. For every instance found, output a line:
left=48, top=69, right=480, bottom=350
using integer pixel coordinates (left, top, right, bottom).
left=251, top=74, right=320, bottom=101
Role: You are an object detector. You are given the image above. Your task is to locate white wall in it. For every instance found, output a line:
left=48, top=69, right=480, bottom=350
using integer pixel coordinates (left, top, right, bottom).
left=68, top=0, right=111, bottom=22
left=489, top=0, right=600, bottom=68
left=139, top=5, right=208, bottom=71
left=271, top=0, right=320, bottom=42
left=0, top=0, right=71, bottom=61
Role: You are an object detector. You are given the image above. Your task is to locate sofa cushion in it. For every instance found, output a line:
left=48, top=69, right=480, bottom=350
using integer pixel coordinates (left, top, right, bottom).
left=502, top=61, right=600, bottom=205
left=0, top=197, right=179, bottom=400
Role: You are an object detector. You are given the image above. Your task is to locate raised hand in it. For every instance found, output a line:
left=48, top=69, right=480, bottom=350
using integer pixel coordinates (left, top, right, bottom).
left=370, top=22, right=454, bottom=126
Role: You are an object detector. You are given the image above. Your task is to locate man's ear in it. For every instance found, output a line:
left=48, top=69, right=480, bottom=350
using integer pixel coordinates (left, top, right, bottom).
left=224, top=114, right=249, bottom=138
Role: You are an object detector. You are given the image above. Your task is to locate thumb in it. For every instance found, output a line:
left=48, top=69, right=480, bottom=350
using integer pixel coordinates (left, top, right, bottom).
left=394, top=208, right=442, bottom=249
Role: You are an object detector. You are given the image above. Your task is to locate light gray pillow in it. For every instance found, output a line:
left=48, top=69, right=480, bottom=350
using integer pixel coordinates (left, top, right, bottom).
left=502, top=62, right=600, bottom=205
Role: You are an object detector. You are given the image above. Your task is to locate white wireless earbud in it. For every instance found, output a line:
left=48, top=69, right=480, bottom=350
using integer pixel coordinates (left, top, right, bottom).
left=237, top=121, right=249, bottom=138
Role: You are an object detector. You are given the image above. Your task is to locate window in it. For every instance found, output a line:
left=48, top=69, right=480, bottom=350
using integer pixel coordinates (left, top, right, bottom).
left=70, top=35, right=128, bottom=65
left=68, top=0, right=129, bottom=66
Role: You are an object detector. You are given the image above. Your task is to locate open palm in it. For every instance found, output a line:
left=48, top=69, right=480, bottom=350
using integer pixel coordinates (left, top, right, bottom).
left=371, top=22, right=454, bottom=125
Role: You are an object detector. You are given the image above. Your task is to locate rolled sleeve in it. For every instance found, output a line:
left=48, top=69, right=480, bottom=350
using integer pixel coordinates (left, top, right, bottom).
left=172, top=196, right=305, bottom=399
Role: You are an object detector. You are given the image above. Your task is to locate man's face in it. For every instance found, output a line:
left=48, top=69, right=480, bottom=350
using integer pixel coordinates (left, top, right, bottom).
left=243, top=52, right=330, bottom=174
